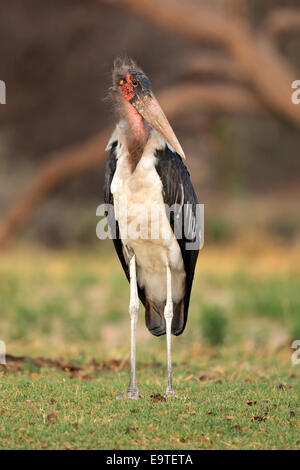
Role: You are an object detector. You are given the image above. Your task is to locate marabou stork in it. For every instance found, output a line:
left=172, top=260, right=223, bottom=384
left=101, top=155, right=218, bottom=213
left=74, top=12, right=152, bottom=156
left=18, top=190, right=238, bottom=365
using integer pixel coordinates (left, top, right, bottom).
left=104, top=58, right=200, bottom=399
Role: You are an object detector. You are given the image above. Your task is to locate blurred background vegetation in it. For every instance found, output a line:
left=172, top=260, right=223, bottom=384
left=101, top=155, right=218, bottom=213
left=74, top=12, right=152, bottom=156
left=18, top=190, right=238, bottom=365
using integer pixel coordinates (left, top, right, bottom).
left=0, top=0, right=299, bottom=248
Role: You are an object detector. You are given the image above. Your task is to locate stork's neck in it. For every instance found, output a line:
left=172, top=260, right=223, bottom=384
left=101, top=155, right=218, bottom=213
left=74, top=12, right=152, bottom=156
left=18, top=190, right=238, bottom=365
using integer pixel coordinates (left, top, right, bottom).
left=123, top=100, right=149, bottom=171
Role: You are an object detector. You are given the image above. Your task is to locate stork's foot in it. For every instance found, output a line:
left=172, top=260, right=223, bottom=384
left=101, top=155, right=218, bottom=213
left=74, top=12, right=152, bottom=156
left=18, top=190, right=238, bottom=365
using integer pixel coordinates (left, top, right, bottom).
left=165, top=387, right=178, bottom=399
left=117, top=387, right=143, bottom=400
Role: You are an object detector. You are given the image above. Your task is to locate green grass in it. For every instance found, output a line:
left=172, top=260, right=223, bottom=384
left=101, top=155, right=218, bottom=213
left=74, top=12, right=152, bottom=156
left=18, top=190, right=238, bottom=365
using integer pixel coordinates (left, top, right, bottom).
left=0, top=246, right=299, bottom=449
left=1, top=360, right=299, bottom=450
left=200, top=304, right=228, bottom=345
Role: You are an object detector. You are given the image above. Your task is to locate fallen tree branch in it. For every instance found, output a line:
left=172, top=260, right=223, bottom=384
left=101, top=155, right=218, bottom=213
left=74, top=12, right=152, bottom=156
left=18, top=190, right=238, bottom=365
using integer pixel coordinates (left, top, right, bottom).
left=185, top=53, right=243, bottom=82
left=110, top=0, right=300, bottom=125
left=159, top=83, right=265, bottom=115
left=2, top=353, right=163, bottom=378
left=0, top=83, right=265, bottom=247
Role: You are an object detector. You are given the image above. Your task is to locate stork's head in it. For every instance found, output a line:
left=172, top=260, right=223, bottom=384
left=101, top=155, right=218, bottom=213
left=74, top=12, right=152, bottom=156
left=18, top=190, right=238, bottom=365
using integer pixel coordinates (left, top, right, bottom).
left=111, top=58, right=185, bottom=159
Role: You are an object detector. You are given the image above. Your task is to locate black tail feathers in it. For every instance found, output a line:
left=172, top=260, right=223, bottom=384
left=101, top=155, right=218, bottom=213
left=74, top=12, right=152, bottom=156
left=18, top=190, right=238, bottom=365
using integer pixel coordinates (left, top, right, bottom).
left=145, top=299, right=186, bottom=336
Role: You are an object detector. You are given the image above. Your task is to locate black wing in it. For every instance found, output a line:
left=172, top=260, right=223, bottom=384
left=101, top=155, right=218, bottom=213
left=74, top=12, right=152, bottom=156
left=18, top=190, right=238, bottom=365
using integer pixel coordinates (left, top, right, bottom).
left=155, top=145, right=200, bottom=335
left=104, top=141, right=130, bottom=281
left=103, top=142, right=146, bottom=304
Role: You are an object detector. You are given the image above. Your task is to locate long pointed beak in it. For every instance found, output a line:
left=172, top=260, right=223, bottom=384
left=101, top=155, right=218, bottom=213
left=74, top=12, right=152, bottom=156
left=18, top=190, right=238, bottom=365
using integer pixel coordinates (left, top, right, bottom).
left=132, top=93, right=185, bottom=159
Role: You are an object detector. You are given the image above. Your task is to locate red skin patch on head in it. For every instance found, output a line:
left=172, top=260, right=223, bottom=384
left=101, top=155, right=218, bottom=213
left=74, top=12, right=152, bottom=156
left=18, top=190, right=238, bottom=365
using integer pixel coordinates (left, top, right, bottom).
left=121, top=72, right=135, bottom=101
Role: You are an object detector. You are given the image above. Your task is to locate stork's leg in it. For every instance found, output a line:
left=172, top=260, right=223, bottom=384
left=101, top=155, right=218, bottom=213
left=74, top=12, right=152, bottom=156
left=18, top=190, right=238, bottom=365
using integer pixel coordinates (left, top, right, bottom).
left=117, top=254, right=143, bottom=400
left=164, top=264, right=177, bottom=398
